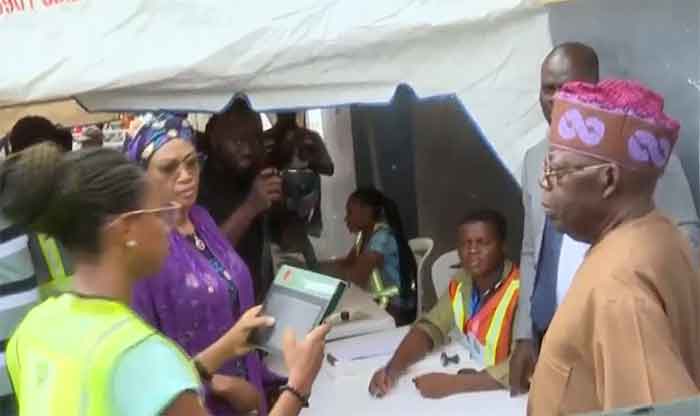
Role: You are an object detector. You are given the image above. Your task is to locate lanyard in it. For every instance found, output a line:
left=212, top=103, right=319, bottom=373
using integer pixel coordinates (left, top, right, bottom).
left=470, top=288, right=482, bottom=317
left=188, top=234, right=239, bottom=304
left=469, top=274, right=505, bottom=316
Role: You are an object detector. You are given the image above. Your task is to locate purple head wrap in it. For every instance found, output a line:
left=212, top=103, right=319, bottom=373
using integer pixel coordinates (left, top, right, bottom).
left=123, top=113, right=195, bottom=166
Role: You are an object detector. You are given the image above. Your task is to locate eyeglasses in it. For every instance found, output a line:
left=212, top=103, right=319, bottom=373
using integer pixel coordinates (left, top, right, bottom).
left=539, top=159, right=613, bottom=190
left=154, top=153, right=207, bottom=178
left=107, top=201, right=182, bottom=228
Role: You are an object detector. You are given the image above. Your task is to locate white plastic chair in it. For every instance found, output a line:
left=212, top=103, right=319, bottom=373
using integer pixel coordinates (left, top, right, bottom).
left=431, top=250, right=460, bottom=299
left=409, top=238, right=434, bottom=314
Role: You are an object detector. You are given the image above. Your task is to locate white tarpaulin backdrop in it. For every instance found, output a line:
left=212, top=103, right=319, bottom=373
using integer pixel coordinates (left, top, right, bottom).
left=0, top=0, right=552, bottom=174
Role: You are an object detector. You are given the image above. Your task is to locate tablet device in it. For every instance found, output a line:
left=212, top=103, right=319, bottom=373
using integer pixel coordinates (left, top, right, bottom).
left=252, top=265, right=346, bottom=355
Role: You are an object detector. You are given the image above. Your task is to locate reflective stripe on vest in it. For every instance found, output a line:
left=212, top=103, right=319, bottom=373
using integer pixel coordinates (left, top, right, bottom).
left=449, top=279, right=466, bottom=333
left=5, top=294, right=194, bottom=415
left=449, top=267, right=520, bottom=367
left=355, top=223, right=399, bottom=308
left=36, top=234, right=73, bottom=298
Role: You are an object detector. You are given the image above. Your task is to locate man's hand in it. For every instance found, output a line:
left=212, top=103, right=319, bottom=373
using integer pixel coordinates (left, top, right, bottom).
left=457, top=368, right=478, bottom=375
left=509, top=339, right=537, bottom=396
left=412, top=373, right=459, bottom=399
left=368, top=366, right=399, bottom=398
left=245, top=168, right=283, bottom=214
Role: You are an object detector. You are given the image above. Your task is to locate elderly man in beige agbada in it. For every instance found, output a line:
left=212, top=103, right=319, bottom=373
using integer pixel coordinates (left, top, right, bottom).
left=528, top=79, right=700, bottom=415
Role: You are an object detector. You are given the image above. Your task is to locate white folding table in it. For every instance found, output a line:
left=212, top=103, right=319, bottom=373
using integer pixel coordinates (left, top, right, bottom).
left=270, top=326, right=527, bottom=416
left=326, top=284, right=396, bottom=341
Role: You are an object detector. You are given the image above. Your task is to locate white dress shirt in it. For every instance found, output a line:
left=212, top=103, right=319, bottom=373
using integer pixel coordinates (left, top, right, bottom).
left=556, top=234, right=590, bottom=305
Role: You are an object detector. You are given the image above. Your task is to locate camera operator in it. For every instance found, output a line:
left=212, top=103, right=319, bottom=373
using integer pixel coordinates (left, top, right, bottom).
left=262, top=113, right=334, bottom=272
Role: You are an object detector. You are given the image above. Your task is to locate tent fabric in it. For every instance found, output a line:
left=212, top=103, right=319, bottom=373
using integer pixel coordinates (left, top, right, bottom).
left=0, top=100, right=116, bottom=135
left=0, top=0, right=552, bottom=175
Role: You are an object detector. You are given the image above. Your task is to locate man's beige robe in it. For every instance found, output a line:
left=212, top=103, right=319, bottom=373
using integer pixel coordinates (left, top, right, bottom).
left=528, top=211, right=700, bottom=415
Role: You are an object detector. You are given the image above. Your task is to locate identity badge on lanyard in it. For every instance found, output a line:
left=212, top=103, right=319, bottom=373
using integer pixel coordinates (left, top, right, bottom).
left=453, top=326, right=486, bottom=367
left=466, top=332, right=486, bottom=367
left=452, top=290, right=485, bottom=366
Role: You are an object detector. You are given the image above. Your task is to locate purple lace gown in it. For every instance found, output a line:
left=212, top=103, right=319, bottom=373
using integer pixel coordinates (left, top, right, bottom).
left=132, top=205, right=282, bottom=415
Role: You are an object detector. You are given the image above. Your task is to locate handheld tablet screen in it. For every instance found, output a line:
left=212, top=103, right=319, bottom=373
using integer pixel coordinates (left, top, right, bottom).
left=255, top=287, right=325, bottom=354
left=252, top=265, right=346, bottom=355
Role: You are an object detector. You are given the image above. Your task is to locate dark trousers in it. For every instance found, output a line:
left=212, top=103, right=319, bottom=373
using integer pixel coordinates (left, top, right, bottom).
left=0, top=394, right=17, bottom=416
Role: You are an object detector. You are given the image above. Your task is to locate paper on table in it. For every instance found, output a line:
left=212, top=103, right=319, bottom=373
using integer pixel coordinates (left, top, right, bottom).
left=326, top=326, right=409, bottom=362
left=322, top=328, right=483, bottom=382
left=303, top=336, right=527, bottom=416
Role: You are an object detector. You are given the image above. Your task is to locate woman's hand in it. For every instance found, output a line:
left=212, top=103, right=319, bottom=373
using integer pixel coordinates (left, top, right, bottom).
left=221, top=305, right=275, bottom=358
left=210, top=374, right=262, bottom=414
left=193, top=306, right=274, bottom=385
left=282, top=324, right=331, bottom=396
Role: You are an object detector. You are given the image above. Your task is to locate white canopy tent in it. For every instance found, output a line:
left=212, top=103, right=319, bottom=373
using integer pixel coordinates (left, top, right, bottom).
left=0, top=0, right=553, bottom=175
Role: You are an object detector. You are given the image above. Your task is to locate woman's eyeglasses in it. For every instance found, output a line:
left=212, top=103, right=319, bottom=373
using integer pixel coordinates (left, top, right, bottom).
left=155, top=153, right=207, bottom=178
left=107, top=201, right=182, bottom=228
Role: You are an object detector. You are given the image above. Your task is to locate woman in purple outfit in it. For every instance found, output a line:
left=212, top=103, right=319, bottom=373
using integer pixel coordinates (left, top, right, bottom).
left=123, top=113, right=282, bottom=415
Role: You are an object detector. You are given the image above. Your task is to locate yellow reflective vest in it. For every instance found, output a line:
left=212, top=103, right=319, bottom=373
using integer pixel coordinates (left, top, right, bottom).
left=29, top=233, right=73, bottom=299
left=5, top=293, right=193, bottom=415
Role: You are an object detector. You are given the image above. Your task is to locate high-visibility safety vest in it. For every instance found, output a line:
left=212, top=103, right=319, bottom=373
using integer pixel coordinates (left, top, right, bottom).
left=5, top=293, right=195, bottom=415
left=28, top=233, right=74, bottom=299
left=355, top=223, right=399, bottom=308
left=449, top=266, right=519, bottom=367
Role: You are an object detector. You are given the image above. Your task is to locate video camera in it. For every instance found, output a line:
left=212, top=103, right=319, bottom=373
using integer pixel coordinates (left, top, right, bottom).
left=278, top=168, right=320, bottom=222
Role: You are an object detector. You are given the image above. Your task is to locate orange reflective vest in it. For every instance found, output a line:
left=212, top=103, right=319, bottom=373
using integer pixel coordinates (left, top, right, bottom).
left=449, top=266, right=519, bottom=367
